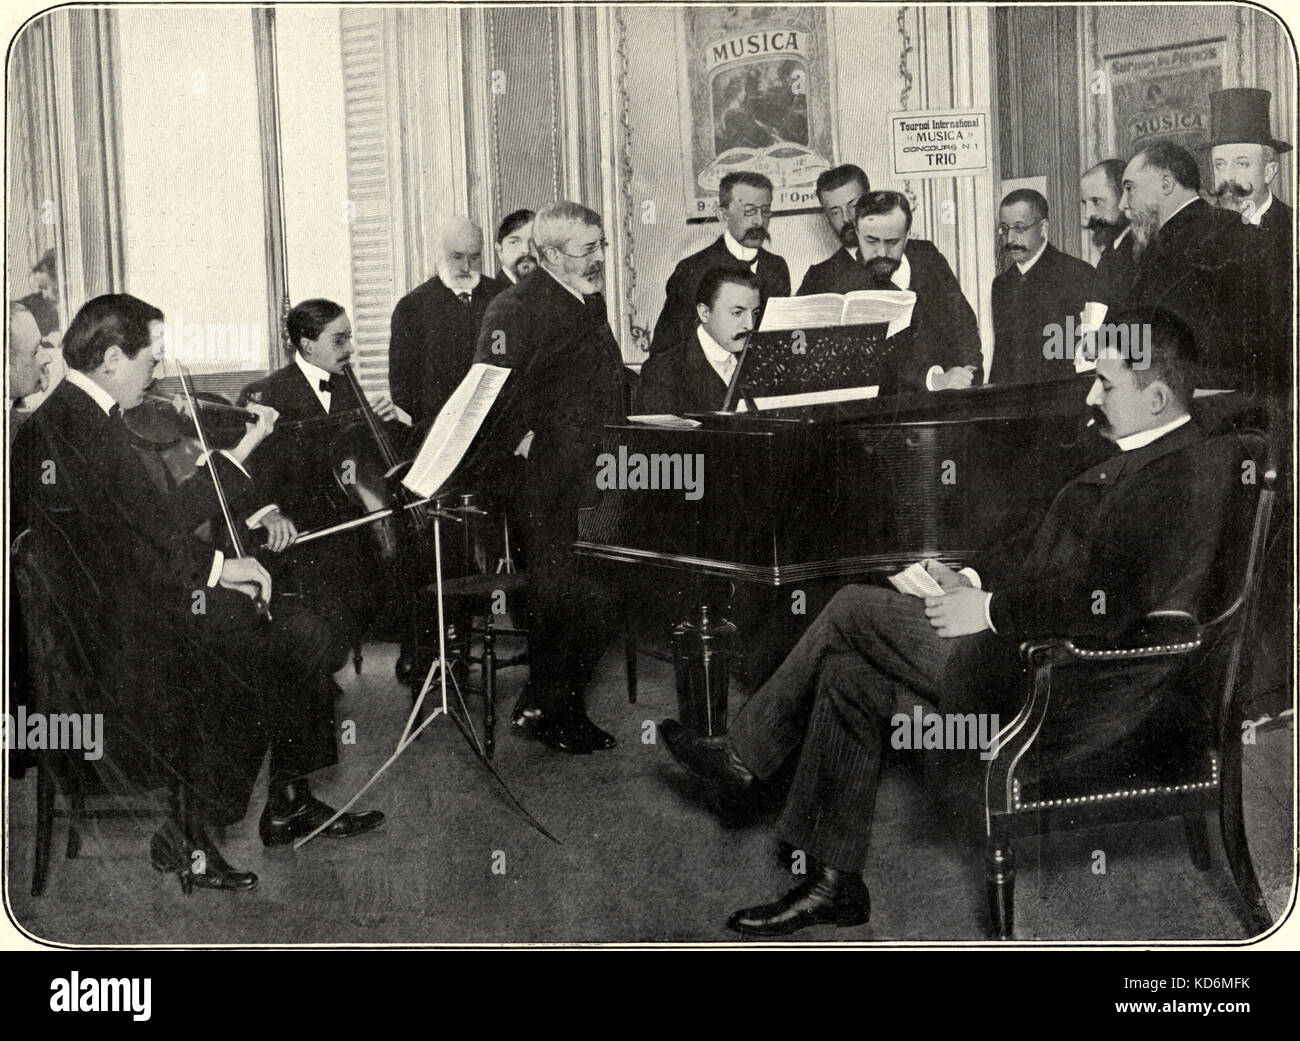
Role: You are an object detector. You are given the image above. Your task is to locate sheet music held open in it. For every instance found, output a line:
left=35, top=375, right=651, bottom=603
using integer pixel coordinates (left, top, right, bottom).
left=402, top=363, right=511, bottom=498
left=758, top=290, right=917, bottom=338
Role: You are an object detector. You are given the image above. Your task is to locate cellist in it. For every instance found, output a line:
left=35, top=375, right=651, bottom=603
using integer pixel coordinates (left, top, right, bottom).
left=239, top=299, right=407, bottom=667
left=10, top=294, right=384, bottom=893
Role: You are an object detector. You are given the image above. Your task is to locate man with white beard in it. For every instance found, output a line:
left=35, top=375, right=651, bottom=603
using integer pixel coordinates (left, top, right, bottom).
left=389, top=215, right=505, bottom=426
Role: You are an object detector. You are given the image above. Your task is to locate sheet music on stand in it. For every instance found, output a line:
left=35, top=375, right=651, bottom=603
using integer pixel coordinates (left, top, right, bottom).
left=402, top=363, right=512, bottom=499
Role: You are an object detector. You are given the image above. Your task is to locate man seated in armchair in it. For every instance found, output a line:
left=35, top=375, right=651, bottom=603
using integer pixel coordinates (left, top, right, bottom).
left=660, top=308, right=1250, bottom=936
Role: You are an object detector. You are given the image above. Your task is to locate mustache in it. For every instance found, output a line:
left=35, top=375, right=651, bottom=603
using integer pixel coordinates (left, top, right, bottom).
left=1083, top=216, right=1123, bottom=231
left=838, top=222, right=859, bottom=247
left=1214, top=181, right=1253, bottom=198
left=741, top=226, right=770, bottom=244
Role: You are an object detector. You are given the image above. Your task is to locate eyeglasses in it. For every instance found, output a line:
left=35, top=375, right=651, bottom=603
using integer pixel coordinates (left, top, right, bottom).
left=551, top=238, right=608, bottom=259
left=997, top=219, right=1045, bottom=237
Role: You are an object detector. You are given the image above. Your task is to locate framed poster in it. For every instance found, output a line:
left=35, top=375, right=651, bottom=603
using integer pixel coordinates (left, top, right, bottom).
left=1104, top=38, right=1227, bottom=157
left=678, top=6, right=838, bottom=221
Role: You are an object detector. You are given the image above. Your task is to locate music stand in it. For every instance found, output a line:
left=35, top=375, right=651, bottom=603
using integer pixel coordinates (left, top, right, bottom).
left=721, top=324, right=893, bottom=412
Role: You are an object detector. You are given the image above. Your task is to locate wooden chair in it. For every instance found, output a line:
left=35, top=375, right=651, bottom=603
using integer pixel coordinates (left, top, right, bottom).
left=12, top=532, right=174, bottom=896
left=983, top=427, right=1278, bottom=939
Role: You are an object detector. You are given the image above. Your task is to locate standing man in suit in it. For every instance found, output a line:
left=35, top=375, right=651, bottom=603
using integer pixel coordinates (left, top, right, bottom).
left=1121, top=140, right=1268, bottom=395
left=1080, top=159, right=1137, bottom=313
left=798, top=164, right=871, bottom=296
left=661, top=310, right=1239, bottom=934
left=1203, top=87, right=1293, bottom=376
left=12, top=295, right=383, bottom=890
left=989, top=188, right=1096, bottom=384
left=495, top=209, right=538, bottom=285
left=849, top=191, right=984, bottom=393
left=473, top=201, right=633, bottom=754
left=389, top=215, right=504, bottom=427
left=649, top=171, right=790, bottom=356
left=638, top=268, right=760, bottom=414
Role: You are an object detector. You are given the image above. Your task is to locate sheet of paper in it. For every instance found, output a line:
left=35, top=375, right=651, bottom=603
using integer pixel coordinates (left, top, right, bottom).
left=626, top=414, right=704, bottom=428
left=402, top=363, right=511, bottom=498
left=840, top=289, right=916, bottom=337
left=888, top=561, right=947, bottom=598
left=736, top=385, right=880, bottom=411
left=758, top=294, right=845, bottom=331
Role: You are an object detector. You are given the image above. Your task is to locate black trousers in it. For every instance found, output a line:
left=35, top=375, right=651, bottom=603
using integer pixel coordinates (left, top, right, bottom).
left=512, top=443, right=619, bottom=716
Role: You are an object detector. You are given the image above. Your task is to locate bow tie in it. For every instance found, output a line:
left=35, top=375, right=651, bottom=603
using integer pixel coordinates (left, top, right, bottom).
left=109, top=403, right=123, bottom=422
left=319, top=377, right=335, bottom=394
left=457, top=292, right=472, bottom=306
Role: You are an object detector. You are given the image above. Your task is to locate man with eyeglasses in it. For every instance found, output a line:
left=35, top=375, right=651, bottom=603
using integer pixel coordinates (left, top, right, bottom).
left=989, top=188, right=1095, bottom=384
left=648, top=171, right=790, bottom=357
left=473, top=201, right=633, bottom=755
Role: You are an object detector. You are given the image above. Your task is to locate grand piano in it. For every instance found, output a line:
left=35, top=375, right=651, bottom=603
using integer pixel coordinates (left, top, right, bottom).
left=575, top=375, right=1112, bottom=588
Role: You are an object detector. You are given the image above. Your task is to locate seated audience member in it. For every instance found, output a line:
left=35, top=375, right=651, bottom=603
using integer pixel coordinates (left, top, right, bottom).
left=662, top=310, right=1239, bottom=935
left=637, top=267, right=760, bottom=414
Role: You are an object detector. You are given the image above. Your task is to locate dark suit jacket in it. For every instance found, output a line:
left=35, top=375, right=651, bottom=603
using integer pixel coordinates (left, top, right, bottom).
left=990, top=243, right=1096, bottom=384
left=472, top=268, right=631, bottom=500
left=797, top=247, right=861, bottom=296
left=389, top=274, right=504, bottom=426
left=10, top=379, right=335, bottom=820
left=794, top=239, right=983, bottom=393
left=636, top=329, right=732, bottom=414
left=982, top=419, right=1237, bottom=643
left=1256, top=197, right=1294, bottom=391
left=1090, top=228, right=1138, bottom=311
left=1123, top=198, right=1273, bottom=397
left=649, top=236, right=790, bottom=356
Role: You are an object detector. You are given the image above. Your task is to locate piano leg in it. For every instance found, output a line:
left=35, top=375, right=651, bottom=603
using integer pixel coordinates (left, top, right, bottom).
left=671, top=603, right=737, bottom=737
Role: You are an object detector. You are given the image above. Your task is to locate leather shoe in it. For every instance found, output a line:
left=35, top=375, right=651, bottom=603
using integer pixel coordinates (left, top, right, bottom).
left=511, top=706, right=593, bottom=754
left=259, top=795, right=385, bottom=846
left=726, top=866, right=870, bottom=936
left=660, top=719, right=755, bottom=800
left=150, top=824, right=259, bottom=893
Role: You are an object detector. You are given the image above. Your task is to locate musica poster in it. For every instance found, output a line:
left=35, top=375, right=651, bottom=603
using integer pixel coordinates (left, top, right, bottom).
left=678, top=6, right=838, bottom=220
left=1105, top=38, right=1227, bottom=157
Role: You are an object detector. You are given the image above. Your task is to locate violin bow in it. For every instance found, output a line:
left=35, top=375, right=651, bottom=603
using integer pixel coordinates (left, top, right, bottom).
left=174, top=361, right=272, bottom=622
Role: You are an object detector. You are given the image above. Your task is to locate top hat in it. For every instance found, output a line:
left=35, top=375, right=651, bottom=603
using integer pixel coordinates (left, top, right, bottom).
left=1199, top=88, right=1291, bottom=153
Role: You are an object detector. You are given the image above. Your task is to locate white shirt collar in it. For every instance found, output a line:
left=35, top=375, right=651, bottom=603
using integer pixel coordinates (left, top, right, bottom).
left=890, top=252, right=912, bottom=291
left=845, top=245, right=859, bottom=261
left=1016, top=239, right=1049, bottom=274
left=696, top=324, right=740, bottom=384
left=1115, top=413, right=1191, bottom=452
left=723, top=230, right=759, bottom=264
left=503, top=268, right=519, bottom=284
left=1248, top=194, right=1274, bottom=226
left=1111, top=225, right=1132, bottom=248
left=294, top=350, right=333, bottom=388
left=65, top=369, right=118, bottom=415
left=543, top=265, right=586, bottom=303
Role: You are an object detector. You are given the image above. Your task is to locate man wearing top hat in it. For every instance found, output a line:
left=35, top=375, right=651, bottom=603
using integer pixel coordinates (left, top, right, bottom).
left=1203, top=87, right=1294, bottom=725
left=1202, top=86, right=1293, bottom=397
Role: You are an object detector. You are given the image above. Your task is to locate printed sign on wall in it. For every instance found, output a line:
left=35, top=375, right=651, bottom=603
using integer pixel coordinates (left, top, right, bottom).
left=1105, top=38, right=1227, bottom=157
left=887, top=108, right=990, bottom=178
left=679, top=6, right=837, bottom=220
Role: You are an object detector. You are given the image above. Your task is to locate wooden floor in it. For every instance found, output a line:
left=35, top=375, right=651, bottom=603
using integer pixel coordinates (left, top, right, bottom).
left=4, top=639, right=1295, bottom=946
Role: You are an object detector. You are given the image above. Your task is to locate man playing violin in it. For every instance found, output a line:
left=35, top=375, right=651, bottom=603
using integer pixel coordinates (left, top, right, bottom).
left=10, top=294, right=384, bottom=894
